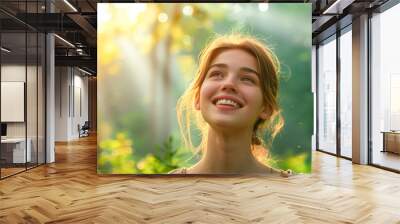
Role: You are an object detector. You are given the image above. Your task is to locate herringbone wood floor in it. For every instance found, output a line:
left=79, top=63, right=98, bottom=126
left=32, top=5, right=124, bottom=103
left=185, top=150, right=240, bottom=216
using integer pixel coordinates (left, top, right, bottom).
left=1, top=134, right=400, bottom=224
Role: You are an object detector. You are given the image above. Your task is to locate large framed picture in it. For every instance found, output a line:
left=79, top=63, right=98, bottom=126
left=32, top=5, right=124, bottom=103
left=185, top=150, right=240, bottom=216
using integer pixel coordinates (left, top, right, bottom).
left=98, top=3, right=312, bottom=175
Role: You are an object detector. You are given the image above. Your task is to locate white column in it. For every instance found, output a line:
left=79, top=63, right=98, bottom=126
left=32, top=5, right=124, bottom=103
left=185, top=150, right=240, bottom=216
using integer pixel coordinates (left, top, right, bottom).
left=45, top=1, right=55, bottom=163
left=46, top=33, right=55, bottom=163
left=352, top=14, right=369, bottom=164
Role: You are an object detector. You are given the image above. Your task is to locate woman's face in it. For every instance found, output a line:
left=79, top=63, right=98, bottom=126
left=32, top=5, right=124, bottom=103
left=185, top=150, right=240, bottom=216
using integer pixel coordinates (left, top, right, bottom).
left=196, top=48, right=268, bottom=131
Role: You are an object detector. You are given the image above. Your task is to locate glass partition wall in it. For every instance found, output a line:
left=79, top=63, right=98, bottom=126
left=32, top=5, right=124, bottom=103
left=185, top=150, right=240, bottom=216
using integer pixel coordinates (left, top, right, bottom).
left=1, top=30, right=27, bottom=177
left=0, top=1, right=46, bottom=179
left=317, top=35, right=337, bottom=155
left=316, top=0, right=400, bottom=172
left=370, top=3, right=400, bottom=172
left=316, top=26, right=353, bottom=159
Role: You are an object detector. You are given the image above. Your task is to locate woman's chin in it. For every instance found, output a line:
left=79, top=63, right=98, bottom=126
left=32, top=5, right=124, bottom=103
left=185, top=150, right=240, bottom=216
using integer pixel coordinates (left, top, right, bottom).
left=208, top=118, right=245, bottom=130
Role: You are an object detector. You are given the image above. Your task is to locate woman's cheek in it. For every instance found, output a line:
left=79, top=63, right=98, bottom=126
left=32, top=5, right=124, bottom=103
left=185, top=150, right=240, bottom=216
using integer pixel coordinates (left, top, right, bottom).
left=199, top=82, right=216, bottom=104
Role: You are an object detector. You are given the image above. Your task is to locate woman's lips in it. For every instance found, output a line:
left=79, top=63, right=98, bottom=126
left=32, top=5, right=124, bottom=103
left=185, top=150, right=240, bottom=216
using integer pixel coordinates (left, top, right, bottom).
left=212, top=96, right=244, bottom=108
left=214, top=103, right=239, bottom=111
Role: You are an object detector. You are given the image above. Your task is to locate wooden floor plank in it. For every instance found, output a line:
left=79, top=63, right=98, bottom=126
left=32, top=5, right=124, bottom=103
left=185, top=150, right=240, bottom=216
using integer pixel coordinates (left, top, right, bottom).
left=0, top=134, right=400, bottom=223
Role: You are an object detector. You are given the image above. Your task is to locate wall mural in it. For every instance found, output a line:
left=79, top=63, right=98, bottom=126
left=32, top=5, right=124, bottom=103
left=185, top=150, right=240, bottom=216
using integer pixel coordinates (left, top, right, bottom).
left=97, top=3, right=312, bottom=174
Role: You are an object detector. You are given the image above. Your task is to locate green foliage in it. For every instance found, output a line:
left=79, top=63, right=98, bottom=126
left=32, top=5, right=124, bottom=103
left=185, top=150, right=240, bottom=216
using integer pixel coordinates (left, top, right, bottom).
left=274, top=153, right=310, bottom=173
left=136, top=136, right=194, bottom=174
left=98, top=132, right=137, bottom=174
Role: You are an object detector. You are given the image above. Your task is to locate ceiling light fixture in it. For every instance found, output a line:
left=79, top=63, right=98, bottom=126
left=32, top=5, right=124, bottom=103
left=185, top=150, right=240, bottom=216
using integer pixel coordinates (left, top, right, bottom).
left=323, top=0, right=342, bottom=14
left=63, top=0, right=78, bottom=12
left=1, top=47, right=11, bottom=53
left=54, top=34, right=75, bottom=48
left=322, top=0, right=354, bottom=15
left=78, top=67, right=93, bottom=76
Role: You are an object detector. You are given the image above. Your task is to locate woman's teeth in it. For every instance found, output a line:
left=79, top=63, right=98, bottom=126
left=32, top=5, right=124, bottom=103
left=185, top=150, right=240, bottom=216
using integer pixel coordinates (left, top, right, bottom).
left=215, top=99, right=239, bottom=108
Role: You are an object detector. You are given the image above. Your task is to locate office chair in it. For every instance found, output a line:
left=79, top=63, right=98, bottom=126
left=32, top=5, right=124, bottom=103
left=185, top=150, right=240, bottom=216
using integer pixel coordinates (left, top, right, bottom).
left=79, top=121, right=90, bottom=138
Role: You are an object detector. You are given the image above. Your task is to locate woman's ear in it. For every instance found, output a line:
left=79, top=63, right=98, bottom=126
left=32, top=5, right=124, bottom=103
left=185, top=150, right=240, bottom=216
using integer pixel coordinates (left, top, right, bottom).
left=259, top=106, right=269, bottom=120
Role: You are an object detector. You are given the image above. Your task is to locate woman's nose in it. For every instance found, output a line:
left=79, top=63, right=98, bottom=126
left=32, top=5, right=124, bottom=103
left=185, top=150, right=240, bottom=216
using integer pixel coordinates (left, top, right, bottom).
left=221, top=75, right=237, bottom=93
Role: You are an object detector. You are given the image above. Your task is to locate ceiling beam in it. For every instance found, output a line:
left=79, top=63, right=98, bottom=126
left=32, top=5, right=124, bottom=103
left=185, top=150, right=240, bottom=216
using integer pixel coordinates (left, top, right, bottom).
left=55, top=55, right=96, bottom=69
left=323, top=0, right=356, bottom=14
left=67, top=13, right=97, bottom=45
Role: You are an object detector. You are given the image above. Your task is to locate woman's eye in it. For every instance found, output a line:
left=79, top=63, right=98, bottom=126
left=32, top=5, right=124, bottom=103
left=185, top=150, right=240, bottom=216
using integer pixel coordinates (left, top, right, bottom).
left=241, top=77, right=256, bottom=84
left=209, top=71, right=223, bottom=78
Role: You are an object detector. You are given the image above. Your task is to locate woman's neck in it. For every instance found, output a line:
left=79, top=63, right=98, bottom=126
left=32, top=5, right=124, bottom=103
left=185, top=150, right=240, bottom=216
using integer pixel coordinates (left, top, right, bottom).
left=190, top=127, right=262, bottom=174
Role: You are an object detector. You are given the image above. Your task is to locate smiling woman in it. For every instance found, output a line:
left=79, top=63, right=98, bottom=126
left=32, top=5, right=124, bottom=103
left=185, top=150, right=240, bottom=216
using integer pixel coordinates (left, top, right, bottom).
left=172, top=34, right=292, bottom=176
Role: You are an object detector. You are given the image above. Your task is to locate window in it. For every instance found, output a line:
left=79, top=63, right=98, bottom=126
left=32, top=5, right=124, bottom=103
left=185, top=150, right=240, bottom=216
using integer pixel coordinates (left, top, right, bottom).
left=371, top=3, right=400, bottom=171
left=339, top=27, right=352, bottom=158
left=317, top=35, right=337, bottom=154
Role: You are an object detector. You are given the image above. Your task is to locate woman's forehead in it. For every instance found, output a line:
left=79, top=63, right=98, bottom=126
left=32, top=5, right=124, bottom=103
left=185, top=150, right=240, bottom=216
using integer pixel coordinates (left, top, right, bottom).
left=209, top=48, right=259, bottom=71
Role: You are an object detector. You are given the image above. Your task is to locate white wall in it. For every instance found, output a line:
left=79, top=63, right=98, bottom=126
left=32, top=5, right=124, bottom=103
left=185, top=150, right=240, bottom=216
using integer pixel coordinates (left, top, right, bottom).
left=55, top=67, right=89, bottom=141
left=55, top=67, right=69, bottom=141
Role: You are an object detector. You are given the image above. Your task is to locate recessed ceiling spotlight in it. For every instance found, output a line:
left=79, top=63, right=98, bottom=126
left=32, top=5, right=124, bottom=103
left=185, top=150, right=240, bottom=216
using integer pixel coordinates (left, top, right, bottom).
left=78, top=67, right=93, bottom=76
left=54, top=34, right=75, bottom=48
left=63, top=0, right=78, bottom=12
left=1, top=47, right=11, bottom=53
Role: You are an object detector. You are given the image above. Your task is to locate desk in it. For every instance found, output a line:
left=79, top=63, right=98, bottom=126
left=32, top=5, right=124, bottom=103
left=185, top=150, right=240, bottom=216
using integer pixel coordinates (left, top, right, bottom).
left=382, top=131, right=400, bottom=154
left=1, top=138, right=31, bottom=163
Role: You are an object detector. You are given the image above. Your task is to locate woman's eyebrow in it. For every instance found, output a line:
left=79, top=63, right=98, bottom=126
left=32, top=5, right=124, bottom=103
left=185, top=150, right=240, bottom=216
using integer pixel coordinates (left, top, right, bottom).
left=208, top=64, right=259, bottom=77
left=208, top=63, right=227, bottom=70
left=240, top=67, right=260, bottom=76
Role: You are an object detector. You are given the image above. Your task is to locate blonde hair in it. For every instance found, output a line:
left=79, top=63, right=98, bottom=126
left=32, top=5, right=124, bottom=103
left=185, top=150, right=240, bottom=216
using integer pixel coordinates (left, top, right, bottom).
left=176, top=34, right=284, bottom=156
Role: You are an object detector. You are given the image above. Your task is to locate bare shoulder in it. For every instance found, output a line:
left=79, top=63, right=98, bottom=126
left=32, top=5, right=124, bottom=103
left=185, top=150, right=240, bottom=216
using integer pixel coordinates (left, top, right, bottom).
left=264, top=165, right=293, bottom=177
left=279, top=169, right=293, bottom=177
left=168, top=168, right=187, bottom=174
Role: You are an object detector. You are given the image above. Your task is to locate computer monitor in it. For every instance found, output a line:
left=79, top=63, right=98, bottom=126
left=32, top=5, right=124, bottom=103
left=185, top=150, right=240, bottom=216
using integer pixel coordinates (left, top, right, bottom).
left=1, top=123, right=7, bottom=137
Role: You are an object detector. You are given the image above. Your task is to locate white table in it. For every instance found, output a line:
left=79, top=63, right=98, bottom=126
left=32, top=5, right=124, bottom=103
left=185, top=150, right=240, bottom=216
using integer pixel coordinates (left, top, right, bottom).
left=1, top=138, right=31, bottom=163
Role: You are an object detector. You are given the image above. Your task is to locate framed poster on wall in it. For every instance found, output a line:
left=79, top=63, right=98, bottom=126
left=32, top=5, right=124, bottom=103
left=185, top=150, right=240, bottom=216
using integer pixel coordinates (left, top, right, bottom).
left=1, top=81, right=25, bottom=122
